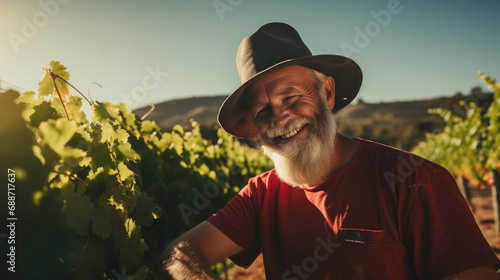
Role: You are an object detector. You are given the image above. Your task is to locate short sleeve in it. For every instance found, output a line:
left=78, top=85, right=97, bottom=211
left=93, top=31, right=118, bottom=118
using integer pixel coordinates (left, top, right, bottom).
left=404, top=168, right=500, bottom=279
left=206, top=179, right=262, bottom=268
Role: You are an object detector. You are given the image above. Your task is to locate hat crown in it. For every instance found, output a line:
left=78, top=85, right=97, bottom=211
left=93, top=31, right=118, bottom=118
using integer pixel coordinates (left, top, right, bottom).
left=236, top=22, right=313, bottom=83
left=219, top=22, right=362, bottom=139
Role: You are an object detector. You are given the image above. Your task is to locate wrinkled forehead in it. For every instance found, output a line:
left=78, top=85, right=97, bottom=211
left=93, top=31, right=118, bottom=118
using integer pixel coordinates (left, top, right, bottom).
left=244, top=65, right=315, bottom=108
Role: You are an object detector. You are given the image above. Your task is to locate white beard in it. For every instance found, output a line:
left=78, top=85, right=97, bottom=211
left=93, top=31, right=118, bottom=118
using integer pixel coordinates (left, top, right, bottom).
left=259, top=99, right=337, bottom=187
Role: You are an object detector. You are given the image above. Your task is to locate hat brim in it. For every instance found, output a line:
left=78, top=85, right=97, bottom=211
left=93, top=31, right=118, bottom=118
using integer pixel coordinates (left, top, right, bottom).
left=217, top=54, right=363, bottom=139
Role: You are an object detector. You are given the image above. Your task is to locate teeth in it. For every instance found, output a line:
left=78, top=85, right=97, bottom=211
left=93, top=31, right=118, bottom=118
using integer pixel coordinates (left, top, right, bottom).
left=279, top=124, right=305, bottom=139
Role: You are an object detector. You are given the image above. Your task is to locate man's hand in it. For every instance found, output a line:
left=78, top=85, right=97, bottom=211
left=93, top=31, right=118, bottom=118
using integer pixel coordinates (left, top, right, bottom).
left=153, top=221, right=244, bottom=279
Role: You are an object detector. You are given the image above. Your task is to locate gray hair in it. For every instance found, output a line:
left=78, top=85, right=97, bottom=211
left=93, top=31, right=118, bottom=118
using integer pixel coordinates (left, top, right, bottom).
left=307, top=68, right=329, bottom=98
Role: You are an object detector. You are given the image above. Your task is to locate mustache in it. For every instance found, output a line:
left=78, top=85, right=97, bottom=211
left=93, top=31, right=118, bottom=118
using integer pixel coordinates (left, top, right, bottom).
left=257, top=96, right=332, bottom=149
left=265, top=117, right=311, bottom=139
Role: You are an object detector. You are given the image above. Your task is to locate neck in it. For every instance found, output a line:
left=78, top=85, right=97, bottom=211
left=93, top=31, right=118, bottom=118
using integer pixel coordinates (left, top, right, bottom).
left=327, top=133, right=362, bottom=176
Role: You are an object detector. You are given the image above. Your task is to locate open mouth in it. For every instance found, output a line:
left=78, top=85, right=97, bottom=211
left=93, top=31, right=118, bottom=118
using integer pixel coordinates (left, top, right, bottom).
left=278, top=123, right=307, bottom=140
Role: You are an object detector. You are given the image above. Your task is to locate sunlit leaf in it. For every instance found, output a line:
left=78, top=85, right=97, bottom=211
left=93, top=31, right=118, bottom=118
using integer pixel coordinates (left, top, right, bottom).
left=115, top=141, right=140, bottom=162
left=30, top=102, right=60, bottom=127
left=39, top=118, right=77, bottom=155
left=91, top=101, right=122, bottom=123
left=38, top=61, right=71, bottom=100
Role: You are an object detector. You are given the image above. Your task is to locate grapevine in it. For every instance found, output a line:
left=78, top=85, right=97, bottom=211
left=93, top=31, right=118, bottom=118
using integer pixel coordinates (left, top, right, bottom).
left=0, top=61, right=273, bottom=279
left=412, top=72, right=500, bottom=188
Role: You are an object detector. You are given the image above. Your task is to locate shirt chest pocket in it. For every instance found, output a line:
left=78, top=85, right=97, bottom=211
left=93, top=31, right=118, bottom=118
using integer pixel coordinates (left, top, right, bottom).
left=330, top=228, right=396, bottom=280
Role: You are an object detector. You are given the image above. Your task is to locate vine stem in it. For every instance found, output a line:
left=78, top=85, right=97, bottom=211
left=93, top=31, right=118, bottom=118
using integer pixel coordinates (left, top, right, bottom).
left=141, top=104, right=155, bottom=120
left=130, top=93, right=142, bottom=111
left=52, top=170, right=86, bottom=184
left=51, top=71, right=93, bottom=105
left=88, top=82, right=101, bottom=103
left=49, top=69, right=70, bottom=120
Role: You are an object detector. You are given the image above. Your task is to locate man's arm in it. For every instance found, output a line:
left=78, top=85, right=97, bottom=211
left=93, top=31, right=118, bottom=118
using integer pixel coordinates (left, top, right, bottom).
left=440, top=264, right=498, bottom=280
left=153, top=221, right=245, bottom=280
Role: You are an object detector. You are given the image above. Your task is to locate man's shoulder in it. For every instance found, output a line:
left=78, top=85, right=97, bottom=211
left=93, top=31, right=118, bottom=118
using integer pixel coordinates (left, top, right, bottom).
left=356, top=138, right=448, bottom=175
left=353, top=139, right=458, bottom=199
left=357, top=138, right=415, bottom=156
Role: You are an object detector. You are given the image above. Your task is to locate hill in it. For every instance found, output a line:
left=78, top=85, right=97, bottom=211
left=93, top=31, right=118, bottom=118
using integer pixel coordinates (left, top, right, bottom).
left=334, top=98, right=449, bottom=149
left=335, top=98, right=448, bottom=130
left=134, top=96, right=446, bottom=130
left=133, top=91, right=491, bottom=150
left=133, top=96, right=226, bottom=129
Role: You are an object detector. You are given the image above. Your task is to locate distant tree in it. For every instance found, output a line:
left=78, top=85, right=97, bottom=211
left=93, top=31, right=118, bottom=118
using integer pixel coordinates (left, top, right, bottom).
left=336, top=121, right=356, bottom=138
left=445, top=88, right=493, bottom=118
left=371, top=125, right=398, bottom=147
left=400, top=117, right=444, bottom=150
left=198, top=122, right=220, bottom=145
left=444, top=92, right=466, bottom=117
left=357, top=122, right=374, bottom=140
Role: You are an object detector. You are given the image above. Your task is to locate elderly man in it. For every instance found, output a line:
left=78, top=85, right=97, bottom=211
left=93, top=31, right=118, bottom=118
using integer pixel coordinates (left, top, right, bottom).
left=155, top=22, right=500, bottom=279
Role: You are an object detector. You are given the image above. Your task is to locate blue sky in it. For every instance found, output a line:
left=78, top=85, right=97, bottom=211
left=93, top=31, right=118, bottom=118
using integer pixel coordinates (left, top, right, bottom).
left=1, top=0, right=499, bottom=116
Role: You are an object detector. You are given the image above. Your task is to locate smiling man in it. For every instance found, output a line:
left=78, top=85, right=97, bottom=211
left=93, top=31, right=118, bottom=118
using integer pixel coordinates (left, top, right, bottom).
left=154, top=22, right=500, bottom=280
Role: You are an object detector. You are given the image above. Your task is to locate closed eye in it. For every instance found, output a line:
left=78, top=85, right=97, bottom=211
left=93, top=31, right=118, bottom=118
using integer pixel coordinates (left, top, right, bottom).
left=254, top=105, right=270, bottom=118
left=284, top=95, right=299, bottom=102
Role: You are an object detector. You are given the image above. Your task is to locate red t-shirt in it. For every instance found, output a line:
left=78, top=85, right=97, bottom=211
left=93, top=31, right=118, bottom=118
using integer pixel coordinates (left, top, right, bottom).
left=207, top=139, right=500, bottom=279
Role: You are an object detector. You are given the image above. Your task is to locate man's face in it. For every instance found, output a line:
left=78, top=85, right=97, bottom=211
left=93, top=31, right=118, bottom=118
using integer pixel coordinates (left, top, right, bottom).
left=247, top=65, right=325, bottom=145
left=245, top=65, right=338, bottom=187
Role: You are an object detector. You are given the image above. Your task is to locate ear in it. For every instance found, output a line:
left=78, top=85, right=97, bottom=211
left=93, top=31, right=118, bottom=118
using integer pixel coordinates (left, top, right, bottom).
left=322, top=76, right=336, bottom=110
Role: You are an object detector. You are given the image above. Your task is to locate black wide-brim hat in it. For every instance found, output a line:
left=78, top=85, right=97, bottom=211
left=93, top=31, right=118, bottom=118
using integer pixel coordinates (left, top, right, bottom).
left=218, top=22, right=363, bottom=139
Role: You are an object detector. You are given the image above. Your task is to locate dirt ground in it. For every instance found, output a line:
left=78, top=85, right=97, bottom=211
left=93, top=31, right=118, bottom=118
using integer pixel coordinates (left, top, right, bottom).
left=226, top=186, right=500, bottom=279
left=469, top=187, right=500, bottom=256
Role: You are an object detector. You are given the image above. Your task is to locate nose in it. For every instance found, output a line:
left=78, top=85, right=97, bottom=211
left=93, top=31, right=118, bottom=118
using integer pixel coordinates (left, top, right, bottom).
left=271, top=107, right=291, bottom=128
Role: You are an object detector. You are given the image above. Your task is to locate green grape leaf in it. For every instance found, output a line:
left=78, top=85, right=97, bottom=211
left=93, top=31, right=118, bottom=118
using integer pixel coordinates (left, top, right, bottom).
left=97, top=203, right=128, bottom=243
left=155, top=133, right=172, bottom=152
left=68, top=236, right=107, bottom=278
left=68, top=127, right=91, bottom=152
left=118, top=226, right=149, bottom=268
left=131, top=265, right=150, bottom=280
left=87, top=142, right=114, bottom=173
left=32, top=145, right=46, bottom=165
left=117, top=102, right=141, bottom=137
left=171, top=133, right=184, bottom=156
left=38, top=70, right=54, bottom=97
left=117, top=162, right=135, bottom=181
left=172, top=124, right=184, bottom=135
left=21, top=106, right=36, bottom=123
left=64, top=194, right=92, bottom=236
left=100, top=122, right=115, bottom=143
left=115, top=127, right=130, bottom=143
left=76, top=125, right=92, bottom=142
left=140, top=120, right=159, bottom=135
left=125, top=218, right=136, bottom=238
left=29, top=101, right=60, bottom=127
left=39, top=118, right=78, bottom=155
left=91, top=101, right=122, bottom=123
left=38, top=61, right=71, bottom=99
left=109, top=186, right=137, bottom=213
left=131, top=192, right=161, bottom=227
left=91, top=214, right=112, bottom=239
left=66, top=95, right=87, bottom=124
left=5, top=58, right=279, bottom=279
left=15, top=90, right=37, bottom=105
left=58, top=147, right=87, bottom=171
left=115, top=141, right=140, bottom=162
left=108, top=195, right=125, bottom=212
